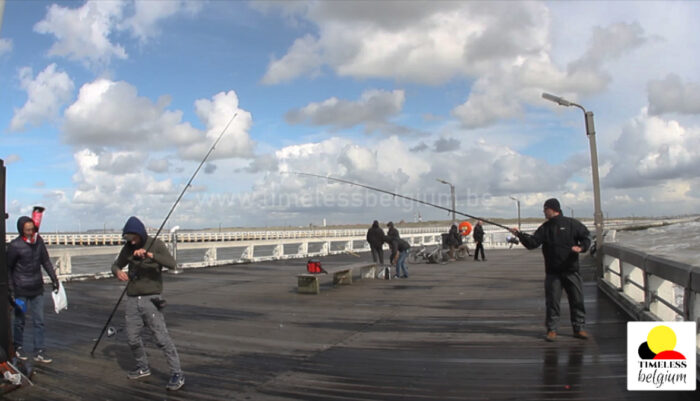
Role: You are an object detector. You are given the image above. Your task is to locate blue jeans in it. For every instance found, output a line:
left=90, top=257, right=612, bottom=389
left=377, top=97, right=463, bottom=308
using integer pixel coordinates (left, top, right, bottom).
left=13, top=294, right=46, bottom=352
left=396, top=250, right=408, bottom=277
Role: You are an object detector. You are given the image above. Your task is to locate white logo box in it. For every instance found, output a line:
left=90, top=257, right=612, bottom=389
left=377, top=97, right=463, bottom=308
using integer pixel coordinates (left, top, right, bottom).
left=627, top=321, right=696, bottom=391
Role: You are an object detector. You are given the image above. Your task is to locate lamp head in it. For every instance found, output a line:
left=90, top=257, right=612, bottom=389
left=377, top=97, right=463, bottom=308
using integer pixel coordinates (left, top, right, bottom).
left=542, top=92, right=571, bottom=107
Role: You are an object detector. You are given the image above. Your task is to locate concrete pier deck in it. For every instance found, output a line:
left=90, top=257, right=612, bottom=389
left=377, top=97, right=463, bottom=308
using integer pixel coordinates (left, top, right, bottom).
left=4, top=249, right=698, bottom=400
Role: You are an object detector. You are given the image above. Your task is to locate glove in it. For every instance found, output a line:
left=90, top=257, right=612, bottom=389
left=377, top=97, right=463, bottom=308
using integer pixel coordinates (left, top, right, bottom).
left=52, top=282, right=59, bottom=292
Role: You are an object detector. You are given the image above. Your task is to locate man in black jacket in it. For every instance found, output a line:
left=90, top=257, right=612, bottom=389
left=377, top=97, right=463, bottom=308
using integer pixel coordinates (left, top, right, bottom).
left=510, top=198, right=591, bottom=342
left=366, top=220, right=385, bottom=265
left=7, top=216, right=59, bottom=363
left=473, top=221, right=486, bottom=261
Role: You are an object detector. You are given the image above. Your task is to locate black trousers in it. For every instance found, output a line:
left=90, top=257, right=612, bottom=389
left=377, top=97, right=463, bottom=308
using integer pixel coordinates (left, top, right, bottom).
left=474, top=242, right=485, bottom=260
left=370, top=244, right=384, bottom=265
left=545, top=272, right=586, bottom=332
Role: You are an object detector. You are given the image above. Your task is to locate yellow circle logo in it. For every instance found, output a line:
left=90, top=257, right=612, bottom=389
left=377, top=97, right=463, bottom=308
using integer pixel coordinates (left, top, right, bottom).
left=647, top=325, right=676, bottom=354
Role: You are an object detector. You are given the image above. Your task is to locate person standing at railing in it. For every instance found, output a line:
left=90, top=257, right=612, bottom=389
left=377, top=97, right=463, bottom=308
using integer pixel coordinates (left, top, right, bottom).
left=509, top=198, right=591, bottom=343
left=111, top=216, right=184, bottom=391
left=7, top=216, right=59, bottom=364
left=366, top=220, right=386, bottom=265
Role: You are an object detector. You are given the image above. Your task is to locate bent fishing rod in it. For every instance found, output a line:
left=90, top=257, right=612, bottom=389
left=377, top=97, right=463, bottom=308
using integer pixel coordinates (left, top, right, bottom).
left=289, top=171, right=512, bottom=231
left=91, top=113, right=237, bottom=356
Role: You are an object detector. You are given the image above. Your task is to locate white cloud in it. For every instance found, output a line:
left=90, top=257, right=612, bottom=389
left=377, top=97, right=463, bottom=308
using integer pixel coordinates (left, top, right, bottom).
left=648, top=74, right=700, bottom=115
left=120, top=0, right=202, bottom=43
left=0, top=38, right=12, bottom=55
left=260, top=2, right=648, bottom=129
left=69, top=148, right=176, bottom=220
left=285, top=89, right=405, bottom=132
left=605, top=109, right=700, bottom=188
left=4, top=154, right=21, bottom=165
left=63, top=79, right=255, bottom=159
left=34, top=1, right=127, bottom=68
left=147, top=158, right=170, bottom=173
left=261, top=35, right=323, bottom=84
left=34, top=0, right=202, bottom=68
left=9, top=63, right=75, bottom=132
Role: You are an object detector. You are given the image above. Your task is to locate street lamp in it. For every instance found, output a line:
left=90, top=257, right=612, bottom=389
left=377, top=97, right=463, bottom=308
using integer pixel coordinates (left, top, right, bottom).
left=436, top=178, right=456, bottom=225
left=542, top=92, right=604, bottom=263
left=568, top=207, right=574, bottom=218
left=509, top=196, right=521, bottom=231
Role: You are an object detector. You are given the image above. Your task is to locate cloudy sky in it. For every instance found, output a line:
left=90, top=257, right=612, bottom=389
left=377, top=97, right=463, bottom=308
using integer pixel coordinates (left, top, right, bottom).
left=1, top=0, right=700, bottom=232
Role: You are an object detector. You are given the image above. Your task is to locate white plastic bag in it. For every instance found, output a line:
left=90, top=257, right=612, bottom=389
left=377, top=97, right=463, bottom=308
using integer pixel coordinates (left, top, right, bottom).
left=51, top=281, right=68, bottom=314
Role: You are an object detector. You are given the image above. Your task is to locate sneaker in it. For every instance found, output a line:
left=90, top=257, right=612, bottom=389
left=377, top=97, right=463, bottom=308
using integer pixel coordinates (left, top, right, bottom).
left=127, top=367, right=151, bottom=380
left=573, top=330, right=589, bottom=340
left=33, top=350, right=52, bottom=364
left=166, top=372, right=185, bottom=391
left=545, top=331, right=557, bottom=342
left=15, top=346, right=28, bottom=361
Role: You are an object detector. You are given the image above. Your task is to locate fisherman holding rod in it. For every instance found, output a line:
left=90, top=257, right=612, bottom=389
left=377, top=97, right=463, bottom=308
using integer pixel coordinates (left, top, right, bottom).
left=509, top=198, right=591, bottom=342
left=111, top=216, right=184, bottom=391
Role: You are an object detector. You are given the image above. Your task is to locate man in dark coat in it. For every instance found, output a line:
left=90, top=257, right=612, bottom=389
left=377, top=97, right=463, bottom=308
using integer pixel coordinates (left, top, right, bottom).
left=111, top=216, right=184, bottom=391
left=385, top=222, right=400, bottom=265
left=385, top=235, right=411, bottom=278
left=473, top=220, right=486, bottom=261
left=366, top=220, right=385, bottom=265
left=7, top=216, right=59, bottom=363
left=446, top=224, right=461, bottom=261
left=510, top=198, right=591, bottom=342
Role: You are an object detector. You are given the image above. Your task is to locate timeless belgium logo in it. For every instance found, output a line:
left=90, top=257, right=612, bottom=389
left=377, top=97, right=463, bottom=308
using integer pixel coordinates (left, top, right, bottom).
left=627, top=322, right=696, bottom=391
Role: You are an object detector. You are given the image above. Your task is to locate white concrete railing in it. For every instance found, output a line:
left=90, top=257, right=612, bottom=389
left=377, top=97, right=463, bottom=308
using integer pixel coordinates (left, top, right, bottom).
left=598, top=242, right=700, bottom=375
left=45, top=224, right=536, bottom=282
left=9, top=226, right=449, bottom=246
left=48, top=232, right=445, bottom=281
left=8, top=218, right=664, bottom=246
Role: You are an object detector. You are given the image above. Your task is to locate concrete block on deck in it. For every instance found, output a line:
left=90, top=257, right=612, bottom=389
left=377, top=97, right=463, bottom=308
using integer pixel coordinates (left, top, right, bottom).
left=332, top=269, right=352, bottom=285
left=297, top=274, right=320, bottom=294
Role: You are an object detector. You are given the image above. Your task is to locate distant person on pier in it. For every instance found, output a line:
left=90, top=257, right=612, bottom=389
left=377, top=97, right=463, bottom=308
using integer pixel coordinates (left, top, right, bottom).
left=366, top=220, right=386, bottom=265
left=386, top=234, right=411, bottom=278
left=386, top=221, right=401, bottom=265
left=111, top=216, right=185, bottom=391
left=7, top=216, right=59, bottom=364
left=473, top=220, right=486, bottom=261
left=509, top=198, right=591, bottom=343
left=446, top=224, right=461, bottom=261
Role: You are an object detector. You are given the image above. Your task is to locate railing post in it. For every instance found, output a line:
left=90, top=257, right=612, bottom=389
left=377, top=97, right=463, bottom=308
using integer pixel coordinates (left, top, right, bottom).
left=242, top=245, right=254, bottom=260
left=204, top=247, right=217, bottom=264
left=297, top=241, right=308, bottom=257
left=273, top=244, right=283, bottom=258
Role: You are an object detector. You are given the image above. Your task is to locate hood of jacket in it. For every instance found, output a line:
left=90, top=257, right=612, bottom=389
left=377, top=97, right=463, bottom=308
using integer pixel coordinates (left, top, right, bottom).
left=17, top=216, right=33, bottom=236
left=122, top=216, right=148, bottom=245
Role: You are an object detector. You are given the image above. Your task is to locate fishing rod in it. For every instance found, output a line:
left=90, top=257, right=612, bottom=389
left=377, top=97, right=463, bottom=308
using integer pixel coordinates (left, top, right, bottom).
left=289, top=172, right=512, bottom=231
left=90, top=113, right=237, bottom=356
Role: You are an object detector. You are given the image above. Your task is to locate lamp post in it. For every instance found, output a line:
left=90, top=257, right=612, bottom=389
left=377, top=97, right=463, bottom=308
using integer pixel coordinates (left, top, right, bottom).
left=542, top=93, right=604, bottom=265
left=568, top=207, right=574, bottom=218
left=436, top=178, right=456, bottom=225
left=509, top=196, right=521, bottom=231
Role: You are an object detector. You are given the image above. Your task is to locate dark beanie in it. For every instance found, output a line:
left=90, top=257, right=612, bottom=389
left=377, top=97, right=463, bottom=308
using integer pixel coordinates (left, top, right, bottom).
left=543, top=198, right=561, bottom=213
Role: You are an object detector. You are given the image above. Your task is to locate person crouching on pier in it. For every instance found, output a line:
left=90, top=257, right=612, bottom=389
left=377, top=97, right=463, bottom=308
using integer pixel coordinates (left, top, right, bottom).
left=509, top=198, right=591, bottom=342
left=111, top=216, right=185, bottom=391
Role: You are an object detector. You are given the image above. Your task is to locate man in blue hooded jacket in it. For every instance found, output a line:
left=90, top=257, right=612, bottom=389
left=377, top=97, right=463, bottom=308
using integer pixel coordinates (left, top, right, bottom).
left=111, top=216, right=184, bottom=391
left=7, top=216, right=59, bottom=363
